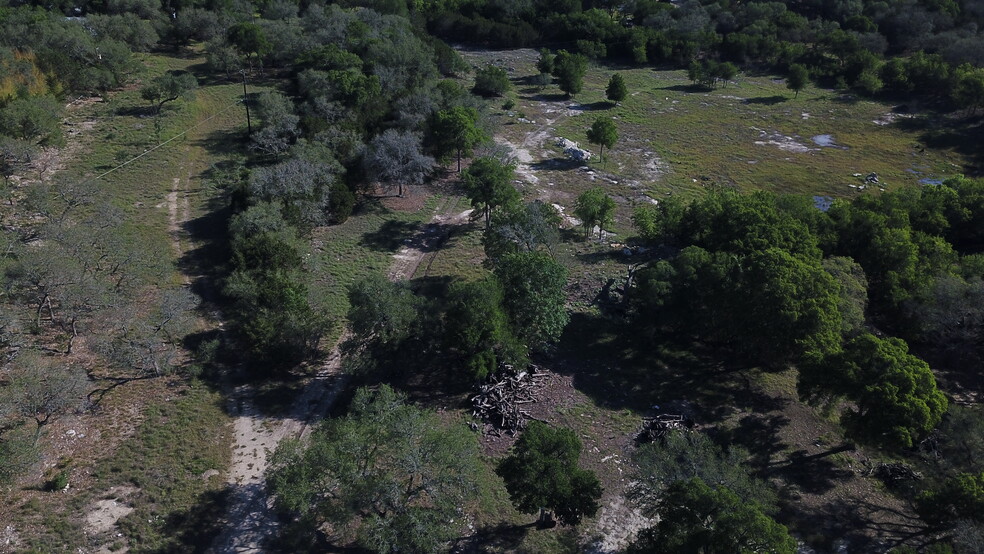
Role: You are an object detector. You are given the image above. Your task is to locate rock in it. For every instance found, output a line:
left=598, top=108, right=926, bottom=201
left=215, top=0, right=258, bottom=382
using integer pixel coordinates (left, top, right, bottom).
left=65, top=429, right=76, bottom=437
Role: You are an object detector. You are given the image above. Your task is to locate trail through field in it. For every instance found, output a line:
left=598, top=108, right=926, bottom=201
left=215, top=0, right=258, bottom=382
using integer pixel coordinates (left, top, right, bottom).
left=388, top=195, right=473, bottom=281
left=210, top=348, right=349, bottom=553
left=212, top=193, right=471, bottom=552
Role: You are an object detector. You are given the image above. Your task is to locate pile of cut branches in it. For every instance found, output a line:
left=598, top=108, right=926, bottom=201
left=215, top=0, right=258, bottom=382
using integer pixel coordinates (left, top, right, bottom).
left=471, top=366, right=549, bottom=436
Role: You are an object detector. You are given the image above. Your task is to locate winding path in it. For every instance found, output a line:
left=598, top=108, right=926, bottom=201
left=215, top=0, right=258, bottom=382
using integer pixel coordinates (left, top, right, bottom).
left=210, top=195, right=472, bottom=553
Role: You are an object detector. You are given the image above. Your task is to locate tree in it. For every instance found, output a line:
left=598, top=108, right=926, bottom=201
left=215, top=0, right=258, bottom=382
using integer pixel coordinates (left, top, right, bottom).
left=632, top=431, right=777, bottom=510
left=444, top=278, right=526, bottom=379
left=0, top=96, right=64, bottom=146
left=536, top=48, right=556, bottom=75
left=251, top=91, right=299, bottom=155
left=574, top=187, right=616, bottom=239
left=430, top=106, right=486, bottom=172
left=268, top=385, right=480, bottom=552
left=5, top=350, right=89, bottom=441
left=715, top=61, right=738, bottom=86
left=485, top=200, right=561, bottom=261
left=787, top=64, right=809, bottom=97
left=493, top=251, right=569, bottom=349
left=363, top=129, right=434, bottom=197
left=0, top=137, right=36, bottom=191
left=462, top=157, right=520, bottom=228
left=347, top=274, right=421, bottom=347
left=496, top=421, right=602, bottom=526
left=628, top=478, right=796, bottom=554
left=248, top=158, right=337, bottom=228
left=473, top=64, right=511, bottom=97
left=551, top=50, right=588, bottom=98
left=586, top=117, right=617, bottom=162
left=226, top=22, right=270, bottom=66
left=606, top=73, right=627, bottom=105
left=822, top=256, right=869, bottom=337
left=799, top=334, right=948, bottom=449
left=916, top=472, right=984, bottom=528
left=139, top=71, right=198, bottom=115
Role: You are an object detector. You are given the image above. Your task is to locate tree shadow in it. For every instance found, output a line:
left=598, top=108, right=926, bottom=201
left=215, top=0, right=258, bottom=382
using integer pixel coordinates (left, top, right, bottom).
left=658, top=84, right=708, bottom=93
left=194, top=126, right=248, bottom=159
left=549, top=312, right=751, bottom=423
left=115, top=105, right=156, bottom=117
left=569, top=101, right=610, bottom=112
left=900, top=114, right=984, bottom=176
left=770, top=445, right=856, bottom=495
left=531, top=158, right=582, bottom=171
left=146, top=488, right=231, bottom=553
left=786, top=496, right=930, bottom=553
left=575, top=248, right=622, bottom=265
left=725, top=413, right=791, bottom=469
left=450, top=521, right=532, bottom=553
left=743, top=95, right=788, bottom=105
left=359, top=220, right=420, bottom=252
left=526, top=92, right=569, bottom=102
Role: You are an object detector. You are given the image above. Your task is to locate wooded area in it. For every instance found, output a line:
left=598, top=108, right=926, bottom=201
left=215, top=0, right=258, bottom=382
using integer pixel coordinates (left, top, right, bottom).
left=1, top=0, right=983, bottom=552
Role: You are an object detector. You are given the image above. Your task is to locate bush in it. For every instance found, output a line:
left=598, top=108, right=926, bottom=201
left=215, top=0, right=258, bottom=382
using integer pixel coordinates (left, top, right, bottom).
left=473, top=64, right=511, bottom=97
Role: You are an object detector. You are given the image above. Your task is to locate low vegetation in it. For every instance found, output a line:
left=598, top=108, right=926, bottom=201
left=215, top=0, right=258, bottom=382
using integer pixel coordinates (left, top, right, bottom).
left=1, top=0, right=984, bottom=553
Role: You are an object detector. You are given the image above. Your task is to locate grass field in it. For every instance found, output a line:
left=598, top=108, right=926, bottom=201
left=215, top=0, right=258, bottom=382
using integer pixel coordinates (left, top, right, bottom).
left=460, top=48, right=969, bottom=245
left=0, top=48, right=249, bottom=552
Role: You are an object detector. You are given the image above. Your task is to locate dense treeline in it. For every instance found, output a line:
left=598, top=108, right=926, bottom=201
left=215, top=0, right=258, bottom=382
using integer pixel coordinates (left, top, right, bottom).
left=631, top=179, right=984, bottom=547
left=423, top=0, right=984, bottom=109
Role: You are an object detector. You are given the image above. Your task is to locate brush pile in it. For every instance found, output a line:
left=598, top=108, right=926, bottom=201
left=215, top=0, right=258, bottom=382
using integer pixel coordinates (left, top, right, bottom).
left=471, top=366, right=549, bottom=436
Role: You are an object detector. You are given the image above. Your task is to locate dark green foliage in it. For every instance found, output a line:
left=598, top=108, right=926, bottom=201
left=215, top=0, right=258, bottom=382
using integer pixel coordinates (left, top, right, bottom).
left=462, top=156, right=520, bottom=228
left=226, top=22, right=271, bottom=61
left=821, top=256, right=869, bottom=336
left=551, top=50, right=587, bottom=98
left=628, top=478, right=796, bottom=554
left=787, top=64, right=809, bottom=97
left=444, top=278, right=526, bottom=379
left=573, top=187, right=616, bottom=239
left=496, top=421, right=602, bottom=526
left=605, top=73, right=627, bottom=105
left=225, top=203, right=324, bottom=367
left=536, top=48, right=555, bottom=74
left=917, top=472, right=984, bottom=527
left=430, top=106, right=486, bottom=172
left=632, top=431, right=777, bottom=510
left=139, top=71, right=198, bottom=114
left=347, top=274, right=421, bottom=347
left=585, top=117, right=617, bottom=162
left=268, top=385, right=481, bottom=553
left=473, top=64, right=511, bottom=97
left=800, top=334, right=947, bottom=449
left=492, top=251, right=569, bottom=349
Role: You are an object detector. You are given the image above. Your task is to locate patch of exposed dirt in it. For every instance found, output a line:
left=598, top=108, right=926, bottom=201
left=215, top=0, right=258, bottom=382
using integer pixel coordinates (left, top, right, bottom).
left=587, top=493, right=654, bottom=554
left=85, top=485, right=138, bottom=536
left=211, top=348, right=349, bottom=554
left=752, top=128, right=817, bottom=153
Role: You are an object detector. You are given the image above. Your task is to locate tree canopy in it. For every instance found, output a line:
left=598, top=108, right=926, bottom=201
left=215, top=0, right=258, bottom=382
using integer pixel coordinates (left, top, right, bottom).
left=493, top=251, right=569, bottom=349
left=586, top=117, right=617, bottom=162
left=430, top=106, right=486, bottom=172
left=268, top=385, right=481, bottom=553
left=462, top=156, right=520, bottom=228
left=605, top=73, right=627, bottom=104
left=574, top=187, right=616, bottom=240
left=628, top=478, right=796, bottom=554
left=496, top=421, right=602, bottom=526
left=551, top=50, right=587, bottom=98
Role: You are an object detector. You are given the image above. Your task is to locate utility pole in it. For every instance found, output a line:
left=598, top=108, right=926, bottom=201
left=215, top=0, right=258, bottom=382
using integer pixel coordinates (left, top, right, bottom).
left=241, top=69, right=252, bottom=136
